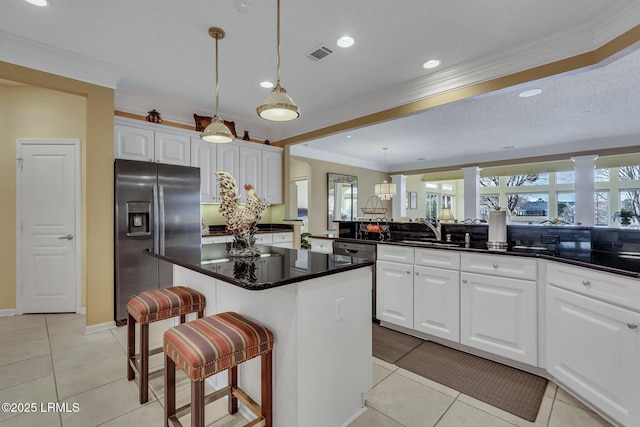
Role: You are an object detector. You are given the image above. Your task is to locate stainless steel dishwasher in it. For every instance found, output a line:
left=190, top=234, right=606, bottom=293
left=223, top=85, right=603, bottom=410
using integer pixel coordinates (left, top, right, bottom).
left=332, top=240, right=378, bottom=323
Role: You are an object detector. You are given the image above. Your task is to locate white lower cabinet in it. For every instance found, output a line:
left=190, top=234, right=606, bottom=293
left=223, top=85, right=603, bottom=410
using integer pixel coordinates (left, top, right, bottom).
left=309, top=238, right=332, bottom=253
left=271, top=232, right=293, bottom=248
left=547, top=285, right=640, bottom=426
left=414, top=265, right=460, bottom=341
left=460, top=271, right=537, bottom=365
left=376, top=260, right=414, bottom=328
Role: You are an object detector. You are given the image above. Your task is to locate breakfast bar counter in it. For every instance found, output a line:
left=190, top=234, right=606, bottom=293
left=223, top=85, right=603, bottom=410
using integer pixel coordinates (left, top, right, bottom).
left=147, top=244, right=374, bottom=427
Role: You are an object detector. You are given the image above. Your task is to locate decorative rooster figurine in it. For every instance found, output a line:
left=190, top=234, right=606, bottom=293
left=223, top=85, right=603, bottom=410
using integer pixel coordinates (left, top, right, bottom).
left=215, top=171, right=269, bottom=256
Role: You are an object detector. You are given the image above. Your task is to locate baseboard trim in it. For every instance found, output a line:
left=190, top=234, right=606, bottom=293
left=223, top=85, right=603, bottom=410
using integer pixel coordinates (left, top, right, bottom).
left=78, top=307, right=86, bottom=315
left=0, top=309, right=17, bottom=317
left=84, top=320, right=116, bottom=335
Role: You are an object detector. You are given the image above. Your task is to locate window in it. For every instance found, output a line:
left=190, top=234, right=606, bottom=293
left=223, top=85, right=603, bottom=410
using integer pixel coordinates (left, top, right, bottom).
left=507, top=173, right=548, bottom=186
left=595, top=190, right=609, bottom=226
left=556, top=192, right=575, bottom=223
left=508, top=193, right=548, bottom=217
left=595, top=168, right=609, bottom=182
left=619, top=189, right=640, bottom=213
left=556, top=171, right=575, bottom=184
left=425, top=193, right=438, bottom=220
left=619, top=165, right=640, bottom=181
left=480, top=194, right=499, bottom=220
left=480, top=177, right=499, bottom=187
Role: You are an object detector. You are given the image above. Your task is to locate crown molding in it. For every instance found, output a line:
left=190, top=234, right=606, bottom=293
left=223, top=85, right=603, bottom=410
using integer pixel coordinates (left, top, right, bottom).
left=290, top=145, right=387, bottom=172
left=0, top=31, right=125, bottom=89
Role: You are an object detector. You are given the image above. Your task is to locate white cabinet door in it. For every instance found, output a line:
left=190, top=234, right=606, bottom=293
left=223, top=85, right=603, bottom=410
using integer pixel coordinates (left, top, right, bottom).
left=414, top=265, right=460, bottom=341
left=262, top=149, right=283, bottom=204
left=191, top=138, right=217, bottom=203
left=271, top=232, right=293, bottom=248
left=154, top=131, right=190, bottom=166
left=216, top=143, right=240, bottom=180
left=239, top=146, right=262, bottom=202
left=547, top=285, right=640, bottom=427
left=376, top=260, right=414, bottom=328
left=460, top=272, right=537, bottom=365
left=114, top=125, right=154, bottom=162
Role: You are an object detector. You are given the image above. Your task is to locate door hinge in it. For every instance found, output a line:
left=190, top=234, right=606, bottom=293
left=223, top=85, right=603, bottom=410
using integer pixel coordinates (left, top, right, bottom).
left=17, top=158, right=23, bottom=169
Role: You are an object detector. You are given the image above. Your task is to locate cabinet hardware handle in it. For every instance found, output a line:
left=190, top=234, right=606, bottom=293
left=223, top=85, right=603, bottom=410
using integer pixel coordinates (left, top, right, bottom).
left=462, top=279, right=467, bottom=283
left=415, top=272, right=419, bottom=275
left=628, top=323, right=638, bottom=330
left=406, top=271, right=411, bottom=274
left=492, top=264, right=498, bottom=268
left=582, top=280, right=591, bottom=286
left=58, top=234, right=74, bottom=240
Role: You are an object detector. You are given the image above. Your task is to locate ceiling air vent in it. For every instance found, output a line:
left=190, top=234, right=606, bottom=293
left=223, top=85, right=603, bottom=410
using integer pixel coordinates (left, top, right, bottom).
left=307, top=45, right=333, bottom=61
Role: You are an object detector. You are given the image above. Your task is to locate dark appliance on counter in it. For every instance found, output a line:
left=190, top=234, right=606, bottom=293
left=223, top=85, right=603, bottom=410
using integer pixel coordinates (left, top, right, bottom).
left=114, top=159, right=201, bottom=324
left=332, top=240, right=378, bottom=322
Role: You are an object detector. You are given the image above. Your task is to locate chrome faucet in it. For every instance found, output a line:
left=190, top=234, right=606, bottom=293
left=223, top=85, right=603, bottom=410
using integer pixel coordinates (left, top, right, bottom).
left=423, top=220, right=442, bottom=241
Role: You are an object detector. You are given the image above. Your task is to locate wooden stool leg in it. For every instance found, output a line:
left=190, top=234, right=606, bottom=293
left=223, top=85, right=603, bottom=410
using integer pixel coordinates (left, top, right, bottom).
left=127, top=314, right=135, bottom=381
left=261, top=351, right=273, bottom=427
left=139, top=322, right=149, bottom=404
left=228, top=366, right=238, bottom=414
left=164, top=354, right=176, bottom=427
left=180, top=314, right=186, bottom=324
left=197, top=310, right=204, bottom=319
left=192, top=379, right=205, bottom=427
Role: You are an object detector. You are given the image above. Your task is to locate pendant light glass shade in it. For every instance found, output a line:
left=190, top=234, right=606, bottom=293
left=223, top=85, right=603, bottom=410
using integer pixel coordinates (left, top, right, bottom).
left=257, top=82, right=299, bottom=121
left=201, top=114, right=234, bottom=143
left=374, top=180, right=397, bottom=200
left=257, top=0, right=300, bottom=121
left=201, top=27, right=234, bottom=143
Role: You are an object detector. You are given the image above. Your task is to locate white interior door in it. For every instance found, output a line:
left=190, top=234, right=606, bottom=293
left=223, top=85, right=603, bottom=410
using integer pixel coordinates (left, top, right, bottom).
left=17, top=139, right=80, bottom=313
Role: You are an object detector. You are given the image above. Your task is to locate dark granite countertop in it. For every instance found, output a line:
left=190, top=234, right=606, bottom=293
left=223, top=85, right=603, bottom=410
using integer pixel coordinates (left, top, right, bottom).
left=146, top=243, right=373, bottom=290
left=378, top=240, right=640, bottom=278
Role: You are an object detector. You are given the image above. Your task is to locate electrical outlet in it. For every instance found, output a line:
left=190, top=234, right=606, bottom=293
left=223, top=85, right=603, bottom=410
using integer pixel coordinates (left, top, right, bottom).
left=335, top=297, right=344, bottom=321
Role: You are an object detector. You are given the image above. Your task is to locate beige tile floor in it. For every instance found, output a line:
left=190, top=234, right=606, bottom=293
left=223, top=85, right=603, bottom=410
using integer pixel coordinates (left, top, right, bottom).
left=0, top=313, right=614, bottom=427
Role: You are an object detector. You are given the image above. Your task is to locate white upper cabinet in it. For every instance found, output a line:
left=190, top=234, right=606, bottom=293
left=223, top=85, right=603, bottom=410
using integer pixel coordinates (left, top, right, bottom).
left=239, top=145, right=262, bottom=202
left=262, top=149, right=283, bottom=204
left=115, top=123, right=189, bottom=166
left=154, top=131, right=190, bottom=166
left=114, top=124, right=154, bottom=162
left=115, top=117, right=282, bottom=204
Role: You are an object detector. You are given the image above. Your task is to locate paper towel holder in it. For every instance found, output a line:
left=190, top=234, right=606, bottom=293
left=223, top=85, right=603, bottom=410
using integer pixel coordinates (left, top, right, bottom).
left=487, top=207, right=509, bottom=251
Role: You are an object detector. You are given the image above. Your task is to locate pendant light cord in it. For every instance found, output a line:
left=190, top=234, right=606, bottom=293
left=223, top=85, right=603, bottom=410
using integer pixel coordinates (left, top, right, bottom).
left=215, top=35, right=220, bottom=117
left=276, top=0, right=281, bottom=85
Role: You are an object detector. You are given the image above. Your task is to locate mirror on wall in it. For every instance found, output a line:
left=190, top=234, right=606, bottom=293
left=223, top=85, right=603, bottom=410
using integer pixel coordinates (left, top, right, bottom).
left=327, top=173, right=358, bottom=230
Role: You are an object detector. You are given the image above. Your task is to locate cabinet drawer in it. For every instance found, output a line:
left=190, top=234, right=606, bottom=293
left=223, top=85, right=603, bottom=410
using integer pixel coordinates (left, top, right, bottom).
left=254, top=234, right=274, bottom=245
left=309, top=238, right=332, bottom=253
left=415, top=248, right=460, bottom=270
left=546, top=261, right=640, bottom=311
left=377, top=244, right=414, bottom=264
left=460, top=253, right=536, bottom=280
left=272, top=232, right=293, bottom=244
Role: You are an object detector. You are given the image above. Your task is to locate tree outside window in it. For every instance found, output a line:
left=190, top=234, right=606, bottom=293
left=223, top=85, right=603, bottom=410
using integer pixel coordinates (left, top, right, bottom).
left=556, top=171, right=575, bottom=184
left=425, top=193, right=438, bottom=220
left=480, top=194, right=499, bottom=220
left=595, top=190, right=609, bottom=226
left=557, top=192, right=575, bottom=223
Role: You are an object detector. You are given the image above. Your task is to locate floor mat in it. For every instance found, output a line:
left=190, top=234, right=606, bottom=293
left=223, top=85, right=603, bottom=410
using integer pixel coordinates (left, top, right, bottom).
left=397, top=340, right=548, bottom=422
left=372, top=323, right=422, bottom=364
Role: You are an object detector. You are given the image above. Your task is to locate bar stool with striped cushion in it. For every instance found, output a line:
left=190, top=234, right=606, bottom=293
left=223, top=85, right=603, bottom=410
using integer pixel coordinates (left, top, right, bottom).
left=127, top=286, right=206, bottom=404
left=163, top=311, right=274, bottom=427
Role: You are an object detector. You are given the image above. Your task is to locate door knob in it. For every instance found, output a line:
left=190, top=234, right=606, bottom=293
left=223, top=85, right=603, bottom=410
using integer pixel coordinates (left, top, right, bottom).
left=58, top=234, right=74, bottom=240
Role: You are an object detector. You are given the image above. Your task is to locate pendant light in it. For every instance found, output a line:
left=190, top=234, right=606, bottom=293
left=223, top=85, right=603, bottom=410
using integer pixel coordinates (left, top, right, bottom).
left=201, top=27, right=234, bottom=143
left=374, top=148, right=397, bottom=200
left=256, top=0, right=300, bottom=121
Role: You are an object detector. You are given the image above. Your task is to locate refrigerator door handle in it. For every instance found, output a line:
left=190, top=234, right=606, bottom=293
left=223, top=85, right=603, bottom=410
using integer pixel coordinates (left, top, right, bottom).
left=152, top=184, right=159, bottom=253
left=159, top=184, right=166, bottom=254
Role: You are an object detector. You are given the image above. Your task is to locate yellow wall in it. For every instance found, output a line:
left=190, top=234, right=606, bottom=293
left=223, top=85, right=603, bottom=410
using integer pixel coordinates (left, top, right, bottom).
left=0, top=61, right=114, bottom=327
left=1, top=85, right=87, bottom=309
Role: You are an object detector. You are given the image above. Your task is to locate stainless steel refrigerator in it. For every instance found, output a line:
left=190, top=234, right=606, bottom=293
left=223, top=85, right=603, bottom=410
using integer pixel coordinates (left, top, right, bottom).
left=114, top=159, right=201, bottom=324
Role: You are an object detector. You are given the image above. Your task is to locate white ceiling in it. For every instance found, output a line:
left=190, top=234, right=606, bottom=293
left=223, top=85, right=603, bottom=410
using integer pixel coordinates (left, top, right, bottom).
left=1, top=0, right=640, bottom=172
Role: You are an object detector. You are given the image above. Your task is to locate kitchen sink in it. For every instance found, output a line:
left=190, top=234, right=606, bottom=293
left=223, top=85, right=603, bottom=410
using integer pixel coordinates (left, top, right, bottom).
left=397, top=240, right=461, bottom=247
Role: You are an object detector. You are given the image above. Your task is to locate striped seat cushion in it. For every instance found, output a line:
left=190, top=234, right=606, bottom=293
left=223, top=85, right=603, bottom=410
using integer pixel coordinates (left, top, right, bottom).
left=163, top=312, right=274, bottom=381
left=127, top=286, right=206, bottom=324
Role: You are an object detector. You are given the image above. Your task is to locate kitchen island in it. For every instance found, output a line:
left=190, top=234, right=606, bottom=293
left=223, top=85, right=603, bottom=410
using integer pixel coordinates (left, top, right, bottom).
left=147, top=244, right=374, bottom=427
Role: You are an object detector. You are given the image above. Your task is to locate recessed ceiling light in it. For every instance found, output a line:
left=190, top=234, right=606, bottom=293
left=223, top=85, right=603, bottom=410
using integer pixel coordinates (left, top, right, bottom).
left=260, top=81, right=274, bottom=89
left=519, top=88, right=542, bottom=98
left=24, top=0, right=47, bottom=5
left=346, top=135, right=352, bottom=138
left=422, top=59, right=441, bottom=69
left=232, top=0, right=252, bottom=13
left=337, top=36, right=354, bottom=48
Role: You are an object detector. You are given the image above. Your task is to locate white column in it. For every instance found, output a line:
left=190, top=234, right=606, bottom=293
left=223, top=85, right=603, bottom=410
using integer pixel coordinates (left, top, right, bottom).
left=572, top=155, right=598, bottom=226
left=462, top=166, right=480, bottom=221
left=391, top=174, right=407, bottom=219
